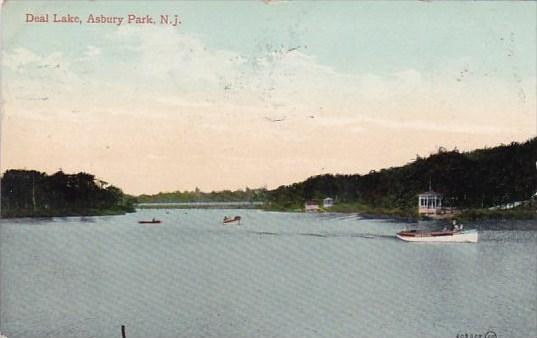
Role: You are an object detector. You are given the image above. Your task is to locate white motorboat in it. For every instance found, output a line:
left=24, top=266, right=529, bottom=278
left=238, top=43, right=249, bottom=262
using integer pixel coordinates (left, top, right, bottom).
left=396, top=229, right=478, bottom=243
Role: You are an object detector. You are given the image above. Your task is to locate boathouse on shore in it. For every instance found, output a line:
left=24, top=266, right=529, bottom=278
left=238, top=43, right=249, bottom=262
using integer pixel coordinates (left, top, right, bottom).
left=305, top=201, right=320, bottom=212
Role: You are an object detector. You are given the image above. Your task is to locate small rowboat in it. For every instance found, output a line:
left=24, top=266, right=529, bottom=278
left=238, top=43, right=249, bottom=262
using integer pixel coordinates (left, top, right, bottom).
left=396, top=229, right=478, bottom=243
left=138, top=219, right=161, bottom=224
left=223, top=216, right=241, bottom=225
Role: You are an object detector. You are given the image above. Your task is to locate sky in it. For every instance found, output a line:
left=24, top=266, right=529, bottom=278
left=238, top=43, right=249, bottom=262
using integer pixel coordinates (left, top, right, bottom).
left=1, top=0, right=536, bottom=195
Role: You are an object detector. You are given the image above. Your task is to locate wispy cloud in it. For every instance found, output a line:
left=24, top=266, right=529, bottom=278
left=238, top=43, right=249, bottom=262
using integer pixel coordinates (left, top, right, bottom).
left=2, top=23, right=535, bottom=193
left=4, top=25, right=534, bottom=135
left=82, top=45, right=101, bottom=59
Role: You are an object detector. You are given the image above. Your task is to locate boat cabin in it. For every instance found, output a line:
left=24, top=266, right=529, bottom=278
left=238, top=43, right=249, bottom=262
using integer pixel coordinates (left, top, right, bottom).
left=418, top=191, right=443, bottom=216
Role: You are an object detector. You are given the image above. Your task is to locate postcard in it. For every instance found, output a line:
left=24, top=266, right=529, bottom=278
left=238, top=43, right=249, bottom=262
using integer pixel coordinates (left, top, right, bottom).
left=1, top=1, right=536, bottom=337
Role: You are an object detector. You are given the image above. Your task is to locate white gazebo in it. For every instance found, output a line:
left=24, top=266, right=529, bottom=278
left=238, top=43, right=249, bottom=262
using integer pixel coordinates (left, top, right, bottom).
left=323, top=197, right=334, bottom=208
left=418, top=191, right=443, bottom=216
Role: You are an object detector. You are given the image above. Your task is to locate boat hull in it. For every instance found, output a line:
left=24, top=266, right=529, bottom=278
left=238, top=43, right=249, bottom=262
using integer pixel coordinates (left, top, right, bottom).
left=397, top=230, right=478, bottom=243
left=223, top=216, right=241, bottom=225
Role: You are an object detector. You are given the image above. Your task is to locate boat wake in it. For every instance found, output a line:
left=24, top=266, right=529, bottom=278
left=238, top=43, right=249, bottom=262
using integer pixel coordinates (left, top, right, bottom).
left=350, top=233, right=397, bottom=240
left=245, top=230, right=397, bottom=240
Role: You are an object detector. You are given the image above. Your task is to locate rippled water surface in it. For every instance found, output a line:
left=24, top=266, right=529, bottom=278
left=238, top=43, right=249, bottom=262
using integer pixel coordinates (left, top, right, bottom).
left=1, top=210, right=536, bottom=338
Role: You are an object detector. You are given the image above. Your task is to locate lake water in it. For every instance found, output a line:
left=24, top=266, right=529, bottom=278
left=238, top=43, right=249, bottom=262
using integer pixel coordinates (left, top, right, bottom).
left=1, top=210, right=536, bottom=338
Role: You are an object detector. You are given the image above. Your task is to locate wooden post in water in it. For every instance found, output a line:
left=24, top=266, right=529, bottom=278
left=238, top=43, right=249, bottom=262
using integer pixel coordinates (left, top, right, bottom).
left=121, top=325, right=126, bottom=338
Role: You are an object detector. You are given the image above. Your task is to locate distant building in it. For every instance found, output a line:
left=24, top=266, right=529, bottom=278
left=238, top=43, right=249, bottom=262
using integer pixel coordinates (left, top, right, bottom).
left=489, top=201, right=523, bottom=210
left=305, top=201, right=320, bottom=212
left=418, top=191, right=443, bottom=216
left=323, top=197, right=334, bottom=208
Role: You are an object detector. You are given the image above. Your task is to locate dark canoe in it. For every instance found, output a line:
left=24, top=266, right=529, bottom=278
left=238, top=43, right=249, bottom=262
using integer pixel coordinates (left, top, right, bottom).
left=138, top=220, right=162, bottom=224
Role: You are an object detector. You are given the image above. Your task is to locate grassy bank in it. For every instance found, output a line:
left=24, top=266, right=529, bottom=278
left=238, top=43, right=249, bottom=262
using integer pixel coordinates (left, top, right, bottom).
left=458, top=207, right=537, bottom=221
left=262, top=202, right=418, bottom=220
left=326, top=202, right=418, bottom=220
left=263, top=202, right=536, bottom=221
left=0, top=206, right=135, bottom=218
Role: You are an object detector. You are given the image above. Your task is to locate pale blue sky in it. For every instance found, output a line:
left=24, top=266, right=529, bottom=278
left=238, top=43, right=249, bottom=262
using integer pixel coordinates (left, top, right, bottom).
left=2, top=1, right=536, bottom=194
left=4, top=1, right=536, bottom=77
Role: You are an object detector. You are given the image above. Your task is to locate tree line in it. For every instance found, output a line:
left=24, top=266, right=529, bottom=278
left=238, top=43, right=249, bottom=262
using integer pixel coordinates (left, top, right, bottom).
left=1, top=170, right=135, bottom=217
left=267, top=137, right=537, bottom=212
left=137, top=187, right=268, bottom=203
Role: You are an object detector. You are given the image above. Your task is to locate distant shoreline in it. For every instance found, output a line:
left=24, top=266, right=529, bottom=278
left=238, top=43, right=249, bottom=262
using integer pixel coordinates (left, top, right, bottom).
left=2, top=202, right=535, bottom=221
left=136, top=201, right=264, bottom=209
left=138, top=202, right=536, bottom=221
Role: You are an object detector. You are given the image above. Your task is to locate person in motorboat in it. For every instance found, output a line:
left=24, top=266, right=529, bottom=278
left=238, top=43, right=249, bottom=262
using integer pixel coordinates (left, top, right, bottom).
left=450, top=219, right=464, bottom=232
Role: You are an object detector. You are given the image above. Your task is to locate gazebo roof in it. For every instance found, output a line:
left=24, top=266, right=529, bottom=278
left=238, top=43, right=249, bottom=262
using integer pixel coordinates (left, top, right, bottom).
left=418, top=190, right=442, bottom=197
